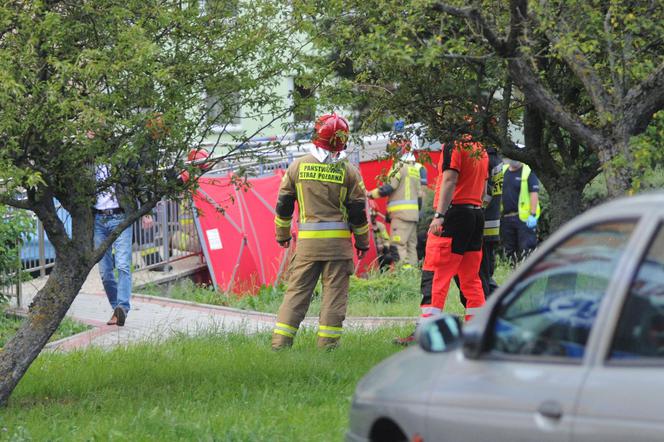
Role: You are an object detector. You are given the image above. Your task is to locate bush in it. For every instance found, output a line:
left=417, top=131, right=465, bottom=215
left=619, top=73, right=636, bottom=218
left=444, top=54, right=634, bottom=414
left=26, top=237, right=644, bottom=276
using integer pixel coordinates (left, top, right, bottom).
left=0, top=206, right=33, bottom=303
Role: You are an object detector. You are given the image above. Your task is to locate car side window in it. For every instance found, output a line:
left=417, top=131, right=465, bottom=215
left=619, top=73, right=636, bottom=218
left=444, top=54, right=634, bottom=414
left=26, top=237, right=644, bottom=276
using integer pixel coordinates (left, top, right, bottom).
left=610, top=225, right=664, bottom=362
left=490, top=221, right=636, bottom=360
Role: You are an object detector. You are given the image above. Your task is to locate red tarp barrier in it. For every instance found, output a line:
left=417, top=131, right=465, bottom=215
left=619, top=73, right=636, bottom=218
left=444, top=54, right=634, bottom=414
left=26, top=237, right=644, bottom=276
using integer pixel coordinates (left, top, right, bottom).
left=193, top=151, right=441, bottom=294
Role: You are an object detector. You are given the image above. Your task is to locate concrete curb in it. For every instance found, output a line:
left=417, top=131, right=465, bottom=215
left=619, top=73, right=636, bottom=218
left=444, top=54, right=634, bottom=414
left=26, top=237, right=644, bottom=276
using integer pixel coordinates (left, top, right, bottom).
left=21, top=292, right=417, bottom=353
left=131, top=292, right=416, bottom=324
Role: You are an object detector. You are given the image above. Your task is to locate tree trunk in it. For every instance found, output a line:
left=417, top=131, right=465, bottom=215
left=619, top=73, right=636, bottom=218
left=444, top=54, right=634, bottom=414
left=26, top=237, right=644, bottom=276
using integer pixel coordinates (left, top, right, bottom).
left=0, top=258, right=92, bottom=406
left=540, top=176, right=587, bottom=232
left=598, top=142, right=633, bottom=198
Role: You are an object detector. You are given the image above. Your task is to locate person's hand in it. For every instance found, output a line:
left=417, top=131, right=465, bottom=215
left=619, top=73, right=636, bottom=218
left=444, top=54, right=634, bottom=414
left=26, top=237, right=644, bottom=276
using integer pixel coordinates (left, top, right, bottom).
left=277, top=239, right=291, bottom=248
left=428, top=217, right=444, bottom=236
left=141, top=215, right=154, bottom=230
left=526, top=215, right=538, bottom=229
left=356, top=248, right=367, bottom=259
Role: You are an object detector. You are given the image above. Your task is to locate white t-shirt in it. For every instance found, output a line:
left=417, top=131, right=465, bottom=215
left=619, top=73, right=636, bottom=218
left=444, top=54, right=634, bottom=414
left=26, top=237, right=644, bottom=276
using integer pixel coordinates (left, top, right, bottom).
left=95, top=165, right=120, bottom=210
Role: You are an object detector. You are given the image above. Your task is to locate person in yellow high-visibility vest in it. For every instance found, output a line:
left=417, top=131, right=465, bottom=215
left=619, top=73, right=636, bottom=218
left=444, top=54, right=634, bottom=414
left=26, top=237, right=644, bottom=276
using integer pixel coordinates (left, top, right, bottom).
left=500, top=157, right=541, bottom=265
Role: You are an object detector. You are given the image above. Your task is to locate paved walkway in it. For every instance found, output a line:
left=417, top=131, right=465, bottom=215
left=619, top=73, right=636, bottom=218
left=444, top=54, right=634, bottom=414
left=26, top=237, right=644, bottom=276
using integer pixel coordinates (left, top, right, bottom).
left=13, top=257, right=412, bottom=352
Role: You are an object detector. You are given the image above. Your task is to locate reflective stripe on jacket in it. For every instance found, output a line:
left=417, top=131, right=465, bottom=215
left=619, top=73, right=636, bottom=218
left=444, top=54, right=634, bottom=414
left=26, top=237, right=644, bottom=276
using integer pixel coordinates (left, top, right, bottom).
left=483, top=149, right=503, bottom=240
left=386, top=162, right=421, bottom=222
left=274, top=154, right=369, bottom=260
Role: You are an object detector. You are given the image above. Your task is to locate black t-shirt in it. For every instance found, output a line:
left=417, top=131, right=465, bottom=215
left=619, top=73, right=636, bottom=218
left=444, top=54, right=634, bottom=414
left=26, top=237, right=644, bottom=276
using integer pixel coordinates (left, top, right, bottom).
left=502, top=166, right=539, bottom=214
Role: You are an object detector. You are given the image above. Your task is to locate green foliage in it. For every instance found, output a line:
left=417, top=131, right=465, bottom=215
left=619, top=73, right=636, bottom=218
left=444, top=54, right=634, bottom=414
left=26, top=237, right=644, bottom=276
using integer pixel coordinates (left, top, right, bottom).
left=144, top=262, right=523, bottom=318
left=0, top=312, right=89, bottom=348
left=296, top=0, right=664, bottom=200
left=1, top=329, right=406, bottom=441
left=0, top=0, right=297, bottom=228
left=0, top=207, right=33, bottom=302
left=630, top=111, right=664, bottom=192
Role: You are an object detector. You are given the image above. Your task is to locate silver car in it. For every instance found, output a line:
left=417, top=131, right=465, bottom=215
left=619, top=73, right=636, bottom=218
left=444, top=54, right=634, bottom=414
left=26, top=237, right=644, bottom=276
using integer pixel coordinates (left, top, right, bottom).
left=348, top=193, right=664, bottom=442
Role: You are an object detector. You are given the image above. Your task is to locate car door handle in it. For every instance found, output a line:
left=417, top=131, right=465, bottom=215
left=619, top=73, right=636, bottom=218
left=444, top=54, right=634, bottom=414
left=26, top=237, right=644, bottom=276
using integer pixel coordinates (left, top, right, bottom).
left=537, top=400, right=563, bottom=420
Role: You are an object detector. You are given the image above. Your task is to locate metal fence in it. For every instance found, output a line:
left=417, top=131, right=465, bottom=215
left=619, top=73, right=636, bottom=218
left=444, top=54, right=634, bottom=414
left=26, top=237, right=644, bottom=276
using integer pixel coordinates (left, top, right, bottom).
left=1, top=197, right=201, bottom=308
left=1, top=134, right=404, bottom=307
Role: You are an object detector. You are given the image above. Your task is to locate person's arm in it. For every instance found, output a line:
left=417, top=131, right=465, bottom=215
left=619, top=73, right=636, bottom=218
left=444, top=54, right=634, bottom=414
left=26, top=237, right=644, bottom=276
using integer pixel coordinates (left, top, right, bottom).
left=274, top=169, right=297, bottom=248
left=346, top=166, right=370, bottom=259
left=526, top=171, right=540, bottom=229
left=429, top=169, right=458, bottom=234
left=528, top=171, right=540, bottom=216
left=367, top=165, right=400, bottom=199
left=529, top=192, right=538, bottom=215
left=429, top=143, right=460, bottom=235
left=482, top=179, right=489, bottom=208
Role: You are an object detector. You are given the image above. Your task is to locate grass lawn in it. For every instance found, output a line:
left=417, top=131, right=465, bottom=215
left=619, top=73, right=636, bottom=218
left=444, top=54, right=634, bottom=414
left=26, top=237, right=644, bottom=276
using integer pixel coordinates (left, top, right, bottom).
left=0, top=328, right=408, bottom=441
left=143, top=260, right=513, bottom=318
left=0, top=310, right=90, bottom=348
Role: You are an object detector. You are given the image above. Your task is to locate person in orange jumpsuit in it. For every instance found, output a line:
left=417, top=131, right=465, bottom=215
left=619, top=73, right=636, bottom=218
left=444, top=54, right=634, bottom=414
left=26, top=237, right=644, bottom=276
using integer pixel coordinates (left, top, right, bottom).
left=396, top=137, right=489, bottom=344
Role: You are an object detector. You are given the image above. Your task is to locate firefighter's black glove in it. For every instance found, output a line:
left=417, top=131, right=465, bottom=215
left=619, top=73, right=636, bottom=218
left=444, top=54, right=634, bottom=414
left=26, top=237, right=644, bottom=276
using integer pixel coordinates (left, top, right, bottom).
left=277, top=239, right=291, bottom=248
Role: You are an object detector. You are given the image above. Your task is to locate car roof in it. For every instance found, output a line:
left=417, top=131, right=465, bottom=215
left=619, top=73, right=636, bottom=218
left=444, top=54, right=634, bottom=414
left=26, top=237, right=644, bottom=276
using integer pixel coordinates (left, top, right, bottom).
left=581, top=191, right=664, bottom=221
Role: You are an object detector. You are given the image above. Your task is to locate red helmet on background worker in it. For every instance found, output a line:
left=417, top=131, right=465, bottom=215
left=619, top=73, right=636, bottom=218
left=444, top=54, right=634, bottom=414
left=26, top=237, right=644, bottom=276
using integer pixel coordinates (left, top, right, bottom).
left=180, top=148, right=211, bottom=183
left=188, top=148, right=211, bottom=170
left=312, top=113, right=350, bottom=152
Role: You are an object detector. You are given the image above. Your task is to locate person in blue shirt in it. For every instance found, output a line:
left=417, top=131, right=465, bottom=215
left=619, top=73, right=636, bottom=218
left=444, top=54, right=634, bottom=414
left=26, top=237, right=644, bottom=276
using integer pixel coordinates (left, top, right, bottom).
left=500, top=158, right=541, bottom=265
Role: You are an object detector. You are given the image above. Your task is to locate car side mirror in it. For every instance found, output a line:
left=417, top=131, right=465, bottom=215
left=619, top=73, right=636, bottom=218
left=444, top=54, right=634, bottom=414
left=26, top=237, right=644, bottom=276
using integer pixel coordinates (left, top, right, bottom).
left=461, top=328, right=484, bottom=359
left=417, top=314, right=463, bottom=353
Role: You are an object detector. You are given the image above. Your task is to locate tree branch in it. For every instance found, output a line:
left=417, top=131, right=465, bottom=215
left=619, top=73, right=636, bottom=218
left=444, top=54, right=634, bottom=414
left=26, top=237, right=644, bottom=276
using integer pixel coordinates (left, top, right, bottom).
left=623, top=60, right=664, bottom=135
left=541, top=19, right=614, bottom=119
left=603, top=7, right=623, bottom=104
left=508, top=56, right=605, bottom=152
left=431, top=3, right=512, bottom=56
left=499, top=71, right=513, bottom=142
left=0, top=194, right=31, bottom=210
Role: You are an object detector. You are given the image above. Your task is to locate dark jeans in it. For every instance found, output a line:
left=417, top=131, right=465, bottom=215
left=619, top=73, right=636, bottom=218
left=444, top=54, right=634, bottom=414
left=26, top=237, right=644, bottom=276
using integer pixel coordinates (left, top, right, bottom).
left=500, top=215, right=537, bottom=265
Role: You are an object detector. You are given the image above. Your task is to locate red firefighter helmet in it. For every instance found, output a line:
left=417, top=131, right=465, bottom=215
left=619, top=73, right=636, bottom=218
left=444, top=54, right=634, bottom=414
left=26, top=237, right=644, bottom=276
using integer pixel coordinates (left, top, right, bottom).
left=188, top=148, right=211, bottom=170
left=312, top=113, right=350, bottom=152
left=180, top=148, right=211, bottom=183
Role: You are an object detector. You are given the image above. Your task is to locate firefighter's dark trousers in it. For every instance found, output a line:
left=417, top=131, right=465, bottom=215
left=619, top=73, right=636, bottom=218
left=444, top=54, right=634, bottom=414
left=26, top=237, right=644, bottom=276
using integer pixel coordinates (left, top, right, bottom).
left=420, top=205, right=486, bottom=320
left=272, top=255, right=354, bottom=350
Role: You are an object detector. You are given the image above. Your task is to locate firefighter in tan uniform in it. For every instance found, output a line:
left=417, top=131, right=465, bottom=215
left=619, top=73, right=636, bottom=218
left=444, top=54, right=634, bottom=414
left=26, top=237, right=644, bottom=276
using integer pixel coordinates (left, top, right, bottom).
left=272, top=113, right=370, bottom=350
left=367, top=141, right=423, bottom=268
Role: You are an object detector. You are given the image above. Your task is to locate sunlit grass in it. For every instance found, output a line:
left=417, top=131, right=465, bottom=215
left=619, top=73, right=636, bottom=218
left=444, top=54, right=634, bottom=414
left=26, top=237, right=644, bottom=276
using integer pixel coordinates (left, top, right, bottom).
left=0, top=311, right=89, bottom=348
left=142, top=259, right=514, bottom=319
left=0, top=328, right=409, bottom=441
